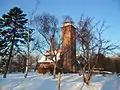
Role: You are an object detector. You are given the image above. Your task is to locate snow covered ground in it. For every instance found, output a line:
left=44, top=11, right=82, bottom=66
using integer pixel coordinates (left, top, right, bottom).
left=0, top=72, right=120, bottom=90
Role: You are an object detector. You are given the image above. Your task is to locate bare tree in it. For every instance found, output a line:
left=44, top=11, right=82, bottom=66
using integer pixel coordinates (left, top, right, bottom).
left=32, top=13, right=62, bottom=79
left=32, top=13, right=65, bottom=90
left=24, top=0, right=40, bottom=78
left=76, top=15, right=119, bottom=85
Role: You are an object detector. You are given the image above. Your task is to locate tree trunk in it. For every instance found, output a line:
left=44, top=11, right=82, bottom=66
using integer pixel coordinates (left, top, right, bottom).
left=83, top=72, right=92, bottom=85
left=24, top=57, right=29, bottom=78
left=3, top=42, right=14, bottom=78
left=84, top=76, right=91, bottom=85
left=34, top=62, right=38, bottom=72
left=24, top=33, right=30, bottom=78
left=58, top=72, right=61, bottom=90
left=53, top=63, right=57, bottom=79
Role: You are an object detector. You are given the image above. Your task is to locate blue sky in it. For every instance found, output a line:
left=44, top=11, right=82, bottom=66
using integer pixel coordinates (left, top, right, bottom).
left=0, top=0, right=120, bottom=44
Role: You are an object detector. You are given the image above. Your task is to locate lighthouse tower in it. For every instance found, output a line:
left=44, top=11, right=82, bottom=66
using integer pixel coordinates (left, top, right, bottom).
left=62, top=20, right=77, bottom=72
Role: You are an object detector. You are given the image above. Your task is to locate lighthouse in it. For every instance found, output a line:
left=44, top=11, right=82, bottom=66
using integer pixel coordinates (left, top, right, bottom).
left=62, top=20, right=77, bottom=72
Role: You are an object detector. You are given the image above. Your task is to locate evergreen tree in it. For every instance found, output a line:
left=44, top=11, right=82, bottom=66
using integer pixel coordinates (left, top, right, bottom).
left=0, top=7, right=33, bottom=78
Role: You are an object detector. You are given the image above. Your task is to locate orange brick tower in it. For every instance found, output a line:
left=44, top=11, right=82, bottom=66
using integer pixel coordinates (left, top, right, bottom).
left=62, top=20, right=77, bottom=72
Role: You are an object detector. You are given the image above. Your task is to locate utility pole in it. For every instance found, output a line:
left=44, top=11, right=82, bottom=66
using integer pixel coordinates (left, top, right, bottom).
left=58, top=72, right=61, bottom=90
